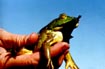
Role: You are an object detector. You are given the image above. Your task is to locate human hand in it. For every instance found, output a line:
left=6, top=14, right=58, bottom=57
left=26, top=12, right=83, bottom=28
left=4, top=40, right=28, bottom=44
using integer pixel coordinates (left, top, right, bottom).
left=0, top=29, right=69, bottom=69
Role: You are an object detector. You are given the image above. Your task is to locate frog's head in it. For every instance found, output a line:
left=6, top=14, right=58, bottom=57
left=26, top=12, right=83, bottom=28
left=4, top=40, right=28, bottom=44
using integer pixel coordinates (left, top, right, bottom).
left=54, top=14, right=81, bottom=32
left=62, top=15, right=81, bottom=30
left=54, top=14, right=81, bottom=42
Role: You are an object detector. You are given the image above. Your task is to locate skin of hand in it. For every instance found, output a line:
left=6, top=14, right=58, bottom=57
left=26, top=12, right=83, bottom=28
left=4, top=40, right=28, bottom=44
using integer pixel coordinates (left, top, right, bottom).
left=0, top=29, right=69, bottom=69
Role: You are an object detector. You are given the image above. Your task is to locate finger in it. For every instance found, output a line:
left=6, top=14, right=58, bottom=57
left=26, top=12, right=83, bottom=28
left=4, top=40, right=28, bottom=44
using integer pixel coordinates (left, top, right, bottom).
left=57, top=54, right=64, bottom=66
left=0, top=47, right=7, bottom=54
left=0, top=47, right=11, bottom=69
left=13, top=33, right=38, bottom=48
left=50, top=42, right=69, bottom=58
left=3, top=52, right=40, bottom=68
left=28, top=33, right=39, bottom=45
left=52, top=53, right=65, bottom=68
left=0, top=29, right=38, bottom=49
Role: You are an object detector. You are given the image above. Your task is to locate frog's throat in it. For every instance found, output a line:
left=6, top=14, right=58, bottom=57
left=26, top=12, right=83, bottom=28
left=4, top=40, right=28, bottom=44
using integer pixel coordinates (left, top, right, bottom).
left=49, top=31, right=63, bottom=45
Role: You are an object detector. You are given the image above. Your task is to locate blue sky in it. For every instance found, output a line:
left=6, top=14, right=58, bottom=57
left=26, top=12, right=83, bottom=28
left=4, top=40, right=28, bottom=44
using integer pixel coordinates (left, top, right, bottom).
left=1, top=0, right=105, bottom=69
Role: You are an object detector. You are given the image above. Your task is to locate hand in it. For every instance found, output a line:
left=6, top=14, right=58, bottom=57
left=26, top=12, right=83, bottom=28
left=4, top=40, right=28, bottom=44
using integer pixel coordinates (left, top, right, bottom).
left=0, top=29, right=69, bottom=69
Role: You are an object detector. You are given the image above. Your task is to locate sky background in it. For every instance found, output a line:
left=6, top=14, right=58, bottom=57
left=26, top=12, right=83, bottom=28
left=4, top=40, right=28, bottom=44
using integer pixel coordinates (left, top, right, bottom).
left=1, top=0, right=105, bottom=69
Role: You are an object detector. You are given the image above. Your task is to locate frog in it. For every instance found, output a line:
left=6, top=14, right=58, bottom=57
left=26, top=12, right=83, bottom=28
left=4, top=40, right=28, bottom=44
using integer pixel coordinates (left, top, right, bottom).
left=14, top=13, right=81, bottom=69
left=33, top=13, right=81, bottom=69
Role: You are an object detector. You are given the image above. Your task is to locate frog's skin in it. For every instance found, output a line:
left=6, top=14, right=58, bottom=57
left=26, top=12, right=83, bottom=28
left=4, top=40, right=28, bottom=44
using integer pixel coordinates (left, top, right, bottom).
left=17, top=14, right=81, bottom=69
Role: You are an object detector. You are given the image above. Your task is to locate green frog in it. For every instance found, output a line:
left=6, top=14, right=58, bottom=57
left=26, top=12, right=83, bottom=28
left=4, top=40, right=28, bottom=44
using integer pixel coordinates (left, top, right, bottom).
left=17, top=13, right=81, bottom=69
left=34, top=13, right=81, bottom=69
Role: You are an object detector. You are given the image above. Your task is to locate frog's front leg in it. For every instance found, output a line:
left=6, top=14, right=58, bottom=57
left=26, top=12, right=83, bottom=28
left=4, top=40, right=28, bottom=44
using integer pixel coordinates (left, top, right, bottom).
left=65, top=52, right=79, bottom=69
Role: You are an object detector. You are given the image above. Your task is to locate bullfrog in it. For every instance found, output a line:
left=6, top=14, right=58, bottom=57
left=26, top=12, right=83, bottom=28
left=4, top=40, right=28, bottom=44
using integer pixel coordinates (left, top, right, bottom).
left=15, top=13, right=81, bottom=69
left=33, top=13, right=81, bottom=69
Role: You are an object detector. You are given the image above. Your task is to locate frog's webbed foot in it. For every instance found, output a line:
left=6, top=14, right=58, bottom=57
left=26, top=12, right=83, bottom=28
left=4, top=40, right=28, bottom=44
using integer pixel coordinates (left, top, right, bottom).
left=65, top=53, right=79, bottom=69
left=65, top=61, right=79, bottom=69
